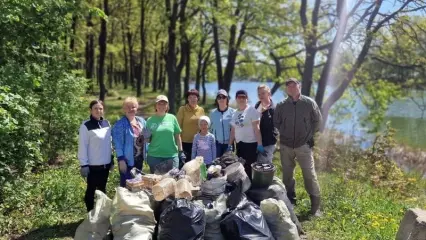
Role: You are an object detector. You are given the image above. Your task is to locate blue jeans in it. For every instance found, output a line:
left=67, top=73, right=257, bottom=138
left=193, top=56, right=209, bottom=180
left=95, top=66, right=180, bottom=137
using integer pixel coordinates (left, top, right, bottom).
left=147, top=155, right=179, bottom=174
left=216, top=142, right=229, bottom=158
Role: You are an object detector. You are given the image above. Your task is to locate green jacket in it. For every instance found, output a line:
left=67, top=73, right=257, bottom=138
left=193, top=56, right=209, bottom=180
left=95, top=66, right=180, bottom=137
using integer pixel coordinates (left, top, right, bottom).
left=273, top=95, right=322, bottom=148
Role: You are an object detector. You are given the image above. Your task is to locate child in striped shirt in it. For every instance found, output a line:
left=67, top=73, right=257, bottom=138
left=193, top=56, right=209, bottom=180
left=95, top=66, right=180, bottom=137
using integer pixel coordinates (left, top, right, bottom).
left=191, top=116, right=216, bottom=165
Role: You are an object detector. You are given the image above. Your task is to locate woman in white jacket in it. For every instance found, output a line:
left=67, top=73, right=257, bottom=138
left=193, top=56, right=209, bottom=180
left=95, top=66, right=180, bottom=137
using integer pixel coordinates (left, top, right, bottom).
left=77, top=100, right=113, bottom=212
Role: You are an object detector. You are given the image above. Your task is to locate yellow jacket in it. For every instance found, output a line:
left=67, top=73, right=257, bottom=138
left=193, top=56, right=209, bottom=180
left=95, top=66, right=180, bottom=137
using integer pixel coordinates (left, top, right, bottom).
left=176, top=104, right=205, bottom=143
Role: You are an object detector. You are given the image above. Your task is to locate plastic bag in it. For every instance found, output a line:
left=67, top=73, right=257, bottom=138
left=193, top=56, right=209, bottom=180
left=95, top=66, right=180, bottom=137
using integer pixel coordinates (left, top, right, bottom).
left=246, top=177, right=303, bottom=234
left=110, top=187, right=156, bottom=240
left=260, top=198, right=299, bottom=240
left=224, top=162, right=251, bottom=193
left=201, top=174, right=227, bottom=197
left=213, top=151, right=245, bottom=169
left=203, top=194, right=227, bottom=240
left=158, top=199, right=206, bottom=240
left=220, top=197, right=274, bottom=240
left=74, top=190, right=112, bottom=240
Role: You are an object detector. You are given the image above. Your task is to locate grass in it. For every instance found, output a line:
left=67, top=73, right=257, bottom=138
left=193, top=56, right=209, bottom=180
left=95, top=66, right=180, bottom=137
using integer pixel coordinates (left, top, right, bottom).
left=273, top=155, right=426, bottom=240
left=2, top=88, right=425, bottom=240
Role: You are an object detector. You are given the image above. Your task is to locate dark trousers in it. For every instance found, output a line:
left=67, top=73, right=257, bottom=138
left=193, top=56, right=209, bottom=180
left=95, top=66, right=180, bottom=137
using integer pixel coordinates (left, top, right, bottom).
left=85, top=164, right=110, bottom=212
left=182, top=142, right=193, bottom=158
left=216, top=142, right=229, bottom=158
left=236, top=142, right=258, bottom=180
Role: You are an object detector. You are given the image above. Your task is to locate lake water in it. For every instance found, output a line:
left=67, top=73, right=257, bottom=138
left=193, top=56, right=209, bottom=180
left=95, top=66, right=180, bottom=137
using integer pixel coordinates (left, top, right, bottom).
left=190, top=81, right=426, bottom=149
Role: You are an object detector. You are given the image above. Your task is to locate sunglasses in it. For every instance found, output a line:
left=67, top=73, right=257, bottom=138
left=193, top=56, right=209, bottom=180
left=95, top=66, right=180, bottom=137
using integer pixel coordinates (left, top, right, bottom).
left=217, top=95, right=227, bottom=100
left=236, top=95, right=247, bottom=99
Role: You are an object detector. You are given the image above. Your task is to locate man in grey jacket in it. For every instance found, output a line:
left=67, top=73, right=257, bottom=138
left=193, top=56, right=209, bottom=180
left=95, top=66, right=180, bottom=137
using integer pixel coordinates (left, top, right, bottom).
left=273, top=78, right=322, bottom=217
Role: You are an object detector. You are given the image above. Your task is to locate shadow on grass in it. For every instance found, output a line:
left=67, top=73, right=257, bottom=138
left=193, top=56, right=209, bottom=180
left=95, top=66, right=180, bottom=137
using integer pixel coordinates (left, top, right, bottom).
left=14, top=220, right=83, bottom=240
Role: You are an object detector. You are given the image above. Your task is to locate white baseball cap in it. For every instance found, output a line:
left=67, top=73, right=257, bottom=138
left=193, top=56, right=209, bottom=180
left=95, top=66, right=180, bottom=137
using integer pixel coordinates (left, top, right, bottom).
left=155, top=95, right=169, bottom=103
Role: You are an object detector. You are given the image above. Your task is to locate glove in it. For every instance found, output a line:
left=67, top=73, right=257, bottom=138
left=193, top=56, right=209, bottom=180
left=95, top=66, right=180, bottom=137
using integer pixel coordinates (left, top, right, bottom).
left=80, top=166, right=90, bottom=178
left=257, top=145, right=265, bottom=153
left=227, top=145, right=234, bottom=152
left=179, top=151, right=187, bottom=163
left=307, top=138, right=314, bottom=148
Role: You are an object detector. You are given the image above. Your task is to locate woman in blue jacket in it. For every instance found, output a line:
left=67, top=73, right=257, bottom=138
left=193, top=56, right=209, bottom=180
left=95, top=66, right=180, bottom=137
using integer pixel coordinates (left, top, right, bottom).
left=209, top=89, right=235, bottom=158
left=112, top=97, right=146, bottom=187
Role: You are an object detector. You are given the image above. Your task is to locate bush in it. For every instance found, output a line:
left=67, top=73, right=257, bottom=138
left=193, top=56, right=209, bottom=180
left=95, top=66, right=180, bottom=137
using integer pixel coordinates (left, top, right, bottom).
left=0, top=87, right=42, bottom=193
left=0, top=0, right=87, bottom=189
left=315, top=123, right=423, bottom=198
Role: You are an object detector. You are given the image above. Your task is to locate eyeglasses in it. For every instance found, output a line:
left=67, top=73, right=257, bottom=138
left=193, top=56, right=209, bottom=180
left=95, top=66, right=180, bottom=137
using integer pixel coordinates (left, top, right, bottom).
left=236, top=95, right=247, bottom=99
left=217, top=95, right=227, bottom=100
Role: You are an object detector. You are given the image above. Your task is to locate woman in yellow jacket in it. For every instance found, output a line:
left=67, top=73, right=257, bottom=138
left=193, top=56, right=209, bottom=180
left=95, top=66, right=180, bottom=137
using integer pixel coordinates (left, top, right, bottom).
left=177, top=89, right=205, bottom=164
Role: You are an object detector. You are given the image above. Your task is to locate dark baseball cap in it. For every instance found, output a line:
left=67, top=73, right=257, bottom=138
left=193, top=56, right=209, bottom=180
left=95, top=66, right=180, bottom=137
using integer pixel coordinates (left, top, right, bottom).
left=285, top=78, right=300, bottom=86
left=235, top=90, right=248, bottom=98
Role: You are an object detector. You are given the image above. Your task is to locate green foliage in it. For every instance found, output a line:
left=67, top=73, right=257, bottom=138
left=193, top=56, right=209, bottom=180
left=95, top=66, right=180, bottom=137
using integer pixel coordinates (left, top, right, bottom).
left=273, top=126, right=426, bottom=240
left=0, top=87, right=42, bottom=189
left=0, top=0, right=87, bottom=189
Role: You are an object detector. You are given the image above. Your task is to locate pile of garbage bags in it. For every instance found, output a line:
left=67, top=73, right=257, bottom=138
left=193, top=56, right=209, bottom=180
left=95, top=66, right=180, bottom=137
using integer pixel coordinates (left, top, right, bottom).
left=74, top=153, right=302, bottom=240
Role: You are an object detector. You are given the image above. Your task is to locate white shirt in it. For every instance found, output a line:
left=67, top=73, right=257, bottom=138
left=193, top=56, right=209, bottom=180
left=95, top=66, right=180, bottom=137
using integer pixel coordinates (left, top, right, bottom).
left=78, top=120, right=112, bottom=166
left=231, top=106, right=261, bottom=143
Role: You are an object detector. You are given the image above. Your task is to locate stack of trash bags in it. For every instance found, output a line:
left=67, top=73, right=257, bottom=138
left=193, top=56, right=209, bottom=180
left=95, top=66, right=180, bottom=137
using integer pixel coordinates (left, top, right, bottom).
left=74, top=152, right=302, bottom=240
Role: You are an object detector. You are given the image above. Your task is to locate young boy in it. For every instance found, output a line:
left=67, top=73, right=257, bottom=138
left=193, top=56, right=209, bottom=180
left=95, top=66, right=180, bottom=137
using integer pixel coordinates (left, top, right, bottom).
left=191, top=116, right=217, bottom=166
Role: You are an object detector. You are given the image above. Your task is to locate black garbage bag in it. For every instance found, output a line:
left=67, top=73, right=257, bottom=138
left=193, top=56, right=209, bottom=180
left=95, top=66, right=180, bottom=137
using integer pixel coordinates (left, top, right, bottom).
left=213, top=151, right=245, bottom=169
left=246, top=177, right=303, bottom=235
left=158, top=199, right=206, bottom=240
left=220, top=197, right=274, bottom=240
left=226, top=179, right=245, bottom=209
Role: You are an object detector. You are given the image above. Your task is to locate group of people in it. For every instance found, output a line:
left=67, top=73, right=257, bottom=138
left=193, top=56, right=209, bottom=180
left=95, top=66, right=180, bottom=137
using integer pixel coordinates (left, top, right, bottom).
left=78, top=78, right=323, bottom=217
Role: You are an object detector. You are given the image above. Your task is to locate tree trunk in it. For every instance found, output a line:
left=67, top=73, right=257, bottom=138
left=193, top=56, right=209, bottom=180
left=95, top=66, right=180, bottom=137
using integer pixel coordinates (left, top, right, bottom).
left=212, top=0, right=223, bottom=90
left=159, top=42, right=165, bottom=91
left=201, top=48, right=213, bottom=105
left=85, top=15, right=95, bottom=81
left=315, top=0, right=348, bottom=107
left=70, top=15, right=77, bottom=52
left=183, top=41, right=190, bottom=94
left=222, top=4, right=248, bottom=92
left=137, top=0, right=147, bottom=97
left=127, top=31, right=135, bottom=89
left=165, top=0, right=179, bottom=113
left=299, top=0, right=320, bottom=97
left=98, top=0, right=108, bottom=101
left=300, top=47, right=316, bottom=96
left=153, top=49, right=158, bottom=92
left=176, top=0, right=189, bottom=105
left=195, top=40, right=204, bottom=91
left=121, top=22, right=129, bottom=89
left=145, top=52, right=151, bottom=88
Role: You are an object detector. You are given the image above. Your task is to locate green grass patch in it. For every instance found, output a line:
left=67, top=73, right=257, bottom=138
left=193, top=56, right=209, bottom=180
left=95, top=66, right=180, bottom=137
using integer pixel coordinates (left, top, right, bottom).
left=272, top=153, right=426, bottom=240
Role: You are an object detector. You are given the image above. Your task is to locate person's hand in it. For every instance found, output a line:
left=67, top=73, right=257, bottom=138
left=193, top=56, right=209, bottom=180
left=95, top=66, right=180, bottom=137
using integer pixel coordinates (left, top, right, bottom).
left=227, top=145, right=234, bottom=152
left=257, top=145, right=265, bottom=153
left=80, top=166, right=90, bottom=178
left=179, top=151, right=186, bottom=163
left=119, top=160, right=127, bottom=174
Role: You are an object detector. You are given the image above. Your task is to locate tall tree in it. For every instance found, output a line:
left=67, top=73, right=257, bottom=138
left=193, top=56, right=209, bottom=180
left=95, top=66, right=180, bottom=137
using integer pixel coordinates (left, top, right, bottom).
left=164, top=0, right=180, bottom=113
left=98, top=0, right=109, bottom=101
left=210, top=0, right=256, bottom=92
left=85, top=14, right=95, bottom=88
